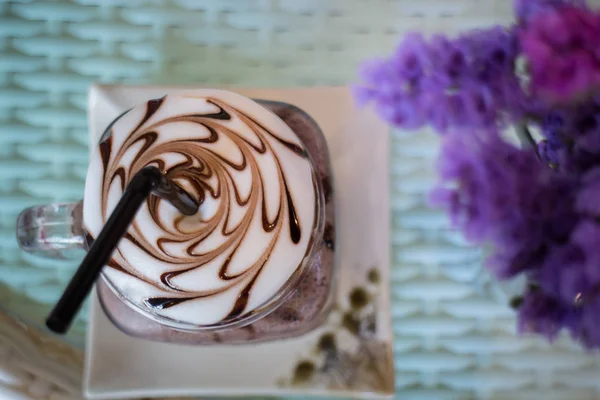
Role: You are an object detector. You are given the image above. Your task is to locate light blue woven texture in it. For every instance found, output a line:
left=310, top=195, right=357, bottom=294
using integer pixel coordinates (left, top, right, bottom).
left=2, top=0, right=600, bottom=399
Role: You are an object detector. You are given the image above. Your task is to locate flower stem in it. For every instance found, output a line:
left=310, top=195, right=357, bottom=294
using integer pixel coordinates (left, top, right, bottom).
left=517, top=124, right=542, bottom=162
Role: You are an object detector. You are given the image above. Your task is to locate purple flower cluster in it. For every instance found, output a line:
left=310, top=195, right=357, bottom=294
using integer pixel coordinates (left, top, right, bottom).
left=537, top=139, right=561, bottom=166
left=536, top=96, right=600, bottom=173
left=431, top=131, right=600, bottom=346
left=520, top=4, right=600, bottom=102
left=355, top=0, right=600, bottom=348
left=355, top=27, right=525, bottom=133
left=517, top=288, right=576, bottom=342
left=430, top=133, right=577, bottom=279
left=521, top=283, right=600, bottom=347
left=521, top=219, right=600, bottom=347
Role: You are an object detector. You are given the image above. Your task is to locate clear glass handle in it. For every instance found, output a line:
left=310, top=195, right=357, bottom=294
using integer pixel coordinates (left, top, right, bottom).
left=16, top=202, right=86, bottom=260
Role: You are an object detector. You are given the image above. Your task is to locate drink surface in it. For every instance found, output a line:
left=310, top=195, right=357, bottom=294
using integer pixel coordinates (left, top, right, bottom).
left=83, top=90, right=318, bottom=326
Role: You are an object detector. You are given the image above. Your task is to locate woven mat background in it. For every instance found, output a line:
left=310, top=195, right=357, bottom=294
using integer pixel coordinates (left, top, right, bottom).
left=2, top=0, right=600, bottom=399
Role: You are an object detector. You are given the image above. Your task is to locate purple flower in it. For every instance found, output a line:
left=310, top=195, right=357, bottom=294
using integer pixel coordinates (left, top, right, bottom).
left=576, top=167, right=600, bottom=215
left=571, top=221, right=600, bottom=285
left=356, top=0, right=600, bottom=349
left=390, top=32, right=431, bottom=81
left=540, top=111, right=568, bottom=143
left=538, top=139, right=561, bottom=165
left=560, top=147, right=599, bottom=174
left=429, top=34, right=469, bottom=83
left=518, top=285, right=600, bottom=347
left=574, top=115, right=600, bottom=152
left=536, top=242, right=588, bottom=303
left=521, top=5, right=600, bottom=102
left=465, top=26, right=518, bottom=78
left=533, top=97, right=600, bottom=173
left=517, top=288, right=575, bottom=342
left=521, top=218, right=600, bottom=347
left=356, top=27, right=525, bottom=133
left=431, top=133, right=566, bottom=277
left=430, top=133, right=537, bottom=247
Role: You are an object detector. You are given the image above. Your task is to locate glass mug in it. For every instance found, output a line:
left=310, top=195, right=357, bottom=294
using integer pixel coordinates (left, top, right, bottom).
left=16, top=90, right=336, bottom=344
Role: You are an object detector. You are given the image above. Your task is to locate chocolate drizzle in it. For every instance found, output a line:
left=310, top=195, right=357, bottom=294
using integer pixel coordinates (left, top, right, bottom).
left=131, top=132, right=158, bottom=166
left=133, top=96, right=165, bottom=133
left=144, top=296, right=192, bottom=310
left=196, top=100, right=232, bottom=121
left=226, top=268, right=262, bottom=319
left=113, top=168, right=126, bottom=191
left=106, top=258, right=128, bottom=275
left=285, top=182, right=301, bottom=244
left=99, top=136, right=112, bottom=172
left=96, top=94, right=317, bottom=324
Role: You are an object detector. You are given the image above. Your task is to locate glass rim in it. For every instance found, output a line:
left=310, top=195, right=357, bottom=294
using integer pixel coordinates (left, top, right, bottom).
left=91, top=94, right=328, bottom=332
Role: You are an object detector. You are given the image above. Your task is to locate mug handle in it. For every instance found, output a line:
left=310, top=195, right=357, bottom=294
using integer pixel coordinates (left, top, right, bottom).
left=16, top=202, right=86, bottom=259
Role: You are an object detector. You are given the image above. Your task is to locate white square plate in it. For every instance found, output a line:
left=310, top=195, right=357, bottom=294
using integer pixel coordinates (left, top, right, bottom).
left=84, top=85, right=393, bottom=399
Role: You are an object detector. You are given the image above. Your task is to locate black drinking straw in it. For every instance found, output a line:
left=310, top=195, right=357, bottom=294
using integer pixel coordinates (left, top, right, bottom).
left=46, top=166, right=198, bottom=334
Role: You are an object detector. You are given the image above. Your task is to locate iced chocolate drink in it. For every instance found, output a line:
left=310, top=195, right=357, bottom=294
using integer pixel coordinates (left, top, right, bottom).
left=85, top=90, right=335, bottom=344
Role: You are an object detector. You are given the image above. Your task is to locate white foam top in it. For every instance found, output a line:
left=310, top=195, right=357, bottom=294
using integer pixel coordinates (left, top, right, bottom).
left=83, top=90, right=317, bottom=326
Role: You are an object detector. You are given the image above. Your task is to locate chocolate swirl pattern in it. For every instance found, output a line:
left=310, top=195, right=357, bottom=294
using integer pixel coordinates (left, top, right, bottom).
left=83, top=90, right=320, bottom=327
